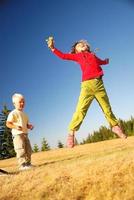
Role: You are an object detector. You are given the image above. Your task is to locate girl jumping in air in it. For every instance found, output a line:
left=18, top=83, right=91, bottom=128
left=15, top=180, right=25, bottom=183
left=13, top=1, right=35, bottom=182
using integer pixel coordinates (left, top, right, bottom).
left=46, top=37, right=127, bottom=148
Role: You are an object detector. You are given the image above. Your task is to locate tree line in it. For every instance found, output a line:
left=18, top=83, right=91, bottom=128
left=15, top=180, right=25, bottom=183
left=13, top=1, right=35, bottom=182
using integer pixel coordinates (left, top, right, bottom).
left=0, top=105, right=134, bottom=159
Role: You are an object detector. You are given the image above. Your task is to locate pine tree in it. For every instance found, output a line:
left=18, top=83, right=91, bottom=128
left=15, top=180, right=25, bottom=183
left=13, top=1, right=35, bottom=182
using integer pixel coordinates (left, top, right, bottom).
left=57, top=140, right=64, bottom=148
left=0, top=105, right=15, bottom=159
left=41, top=138, right=50, bottom=151
left=33, top=144, right=39, bottom=152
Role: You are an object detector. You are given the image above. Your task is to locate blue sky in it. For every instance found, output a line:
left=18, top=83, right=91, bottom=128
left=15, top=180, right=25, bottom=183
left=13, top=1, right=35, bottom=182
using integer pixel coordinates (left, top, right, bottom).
left=1, top=0, right=134, bottom=148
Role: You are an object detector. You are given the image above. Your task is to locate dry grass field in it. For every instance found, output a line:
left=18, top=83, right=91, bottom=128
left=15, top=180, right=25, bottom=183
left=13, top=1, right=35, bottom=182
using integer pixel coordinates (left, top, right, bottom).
left=0, top=136, right=134, bottom=200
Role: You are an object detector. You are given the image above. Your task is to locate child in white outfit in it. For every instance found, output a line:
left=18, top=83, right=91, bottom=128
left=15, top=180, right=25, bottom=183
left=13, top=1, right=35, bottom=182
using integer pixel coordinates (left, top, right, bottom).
left=6, top=93, right=34, bottom=170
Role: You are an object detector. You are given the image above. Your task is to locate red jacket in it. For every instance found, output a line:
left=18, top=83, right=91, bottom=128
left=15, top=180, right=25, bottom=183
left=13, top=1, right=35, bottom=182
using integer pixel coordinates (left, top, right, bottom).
left=53, top=48, right=108, bottom=82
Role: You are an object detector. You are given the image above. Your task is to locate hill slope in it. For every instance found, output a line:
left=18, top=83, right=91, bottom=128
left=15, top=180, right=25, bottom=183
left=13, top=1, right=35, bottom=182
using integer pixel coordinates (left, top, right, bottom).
left=0, top=137, right=134, bottom=200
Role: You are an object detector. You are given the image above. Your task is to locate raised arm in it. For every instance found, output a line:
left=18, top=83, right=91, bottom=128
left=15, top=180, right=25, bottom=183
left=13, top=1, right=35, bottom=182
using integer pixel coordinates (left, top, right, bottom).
left=46, top=36, right=79, bottom=61
left=95, top=55, right=109, bottom=65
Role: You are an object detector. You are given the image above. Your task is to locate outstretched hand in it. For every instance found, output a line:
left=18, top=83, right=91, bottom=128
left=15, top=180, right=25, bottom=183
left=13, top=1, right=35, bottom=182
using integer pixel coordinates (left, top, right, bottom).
left=46, top=36, right=54, bottom=50
left=105, top=58, right=109, bottom=64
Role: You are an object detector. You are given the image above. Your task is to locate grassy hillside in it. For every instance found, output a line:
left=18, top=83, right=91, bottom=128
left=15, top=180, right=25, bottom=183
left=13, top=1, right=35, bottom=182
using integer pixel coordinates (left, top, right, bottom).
left=0, top=136, right=134, bottom=200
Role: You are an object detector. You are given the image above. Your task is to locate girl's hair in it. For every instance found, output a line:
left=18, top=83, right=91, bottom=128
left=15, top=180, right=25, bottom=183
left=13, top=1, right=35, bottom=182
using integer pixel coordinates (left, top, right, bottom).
left=71, top=40, right=91, bottom=54
left=12, top=93, right=24, bottom=103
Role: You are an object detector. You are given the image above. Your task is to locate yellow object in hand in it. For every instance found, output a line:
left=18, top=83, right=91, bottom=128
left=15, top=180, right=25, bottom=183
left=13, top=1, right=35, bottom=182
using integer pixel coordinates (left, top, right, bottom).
left=46, top=36, right=54, bottom=48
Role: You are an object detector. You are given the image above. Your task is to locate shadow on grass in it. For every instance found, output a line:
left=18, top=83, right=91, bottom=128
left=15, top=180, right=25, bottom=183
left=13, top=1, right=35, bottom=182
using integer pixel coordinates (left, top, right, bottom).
left=37, top=154, right=84, bottom=167
left=0, top=168, right=19, bottom=175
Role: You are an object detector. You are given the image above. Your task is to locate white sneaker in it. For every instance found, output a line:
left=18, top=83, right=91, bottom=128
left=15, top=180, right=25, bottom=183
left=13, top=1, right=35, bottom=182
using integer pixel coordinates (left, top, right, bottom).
left=19, top=165, right=32, bottom=171
left=25, top=163, right=35, bottom=168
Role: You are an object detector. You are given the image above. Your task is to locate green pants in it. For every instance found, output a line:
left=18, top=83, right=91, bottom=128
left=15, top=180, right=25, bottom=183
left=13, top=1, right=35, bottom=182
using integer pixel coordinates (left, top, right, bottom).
left=69, top=78, right=118, bottom=132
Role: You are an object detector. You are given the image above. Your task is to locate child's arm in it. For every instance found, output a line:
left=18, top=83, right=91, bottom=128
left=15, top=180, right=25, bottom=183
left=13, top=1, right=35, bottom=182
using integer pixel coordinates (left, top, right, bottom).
left=6, top=121, right=23, bottom=131
left=46, top=36, right=79, bottom=61
left=52, top=48, right=79, bottom=61
left=95, top=55, right=109, bottom=65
